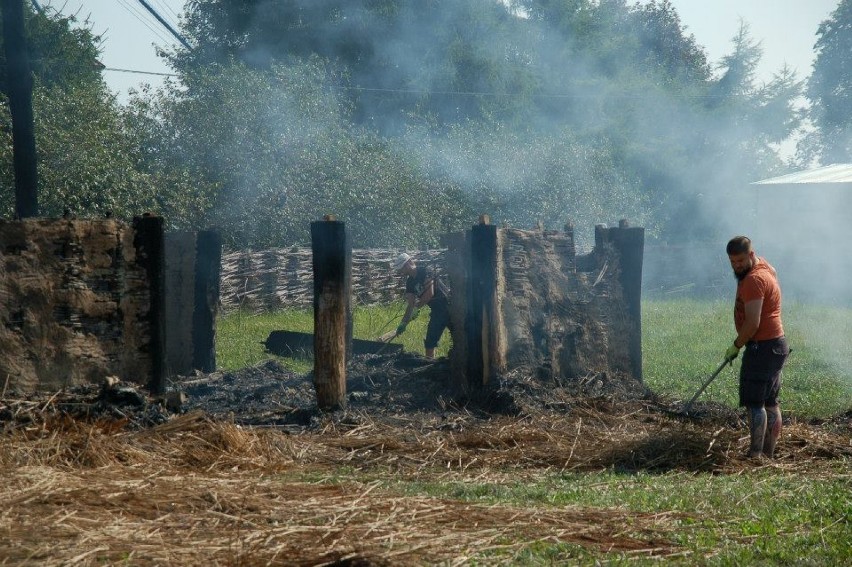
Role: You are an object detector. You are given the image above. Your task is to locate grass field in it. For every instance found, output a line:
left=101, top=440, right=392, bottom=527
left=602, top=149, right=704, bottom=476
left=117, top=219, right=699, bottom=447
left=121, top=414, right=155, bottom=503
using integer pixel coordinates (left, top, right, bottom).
left=642, top=298, right=852, bottom=417
left=216, top=302, right=451, bottom=373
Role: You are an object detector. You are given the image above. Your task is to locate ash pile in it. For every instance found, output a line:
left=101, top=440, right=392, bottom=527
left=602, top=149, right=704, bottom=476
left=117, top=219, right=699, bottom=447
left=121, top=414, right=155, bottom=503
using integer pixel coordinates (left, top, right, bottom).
left=176, top=351, right=654, bottom=429
left=1, top=352, right=742, bottom=432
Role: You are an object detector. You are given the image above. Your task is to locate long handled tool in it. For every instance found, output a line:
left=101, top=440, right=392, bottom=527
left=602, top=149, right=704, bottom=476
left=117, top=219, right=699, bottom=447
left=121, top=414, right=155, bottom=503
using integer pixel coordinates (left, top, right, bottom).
left=682, top=359, right=729, bottom=415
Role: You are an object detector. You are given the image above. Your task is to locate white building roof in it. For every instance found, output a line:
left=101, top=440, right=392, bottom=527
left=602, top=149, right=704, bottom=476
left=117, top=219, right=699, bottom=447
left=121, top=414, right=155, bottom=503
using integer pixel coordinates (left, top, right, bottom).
left=751, top=163, right=852, bottom=186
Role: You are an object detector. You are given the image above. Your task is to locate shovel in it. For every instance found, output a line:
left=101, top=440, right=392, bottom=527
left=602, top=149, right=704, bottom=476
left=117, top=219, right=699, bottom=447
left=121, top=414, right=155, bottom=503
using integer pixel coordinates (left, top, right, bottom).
left=681, top=359, right=729, bottom=415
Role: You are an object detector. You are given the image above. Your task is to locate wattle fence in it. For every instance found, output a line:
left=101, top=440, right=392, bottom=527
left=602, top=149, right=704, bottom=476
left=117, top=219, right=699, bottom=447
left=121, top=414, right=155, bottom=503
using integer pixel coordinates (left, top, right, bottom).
left=218, top=243, right=734, bottom=313
left=219, top=248, right=446, bottom=312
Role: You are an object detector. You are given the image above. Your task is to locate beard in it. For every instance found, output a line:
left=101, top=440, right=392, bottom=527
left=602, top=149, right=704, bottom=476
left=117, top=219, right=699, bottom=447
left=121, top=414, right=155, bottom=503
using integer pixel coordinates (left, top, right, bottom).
left=733, top=264, right=753, bottom=281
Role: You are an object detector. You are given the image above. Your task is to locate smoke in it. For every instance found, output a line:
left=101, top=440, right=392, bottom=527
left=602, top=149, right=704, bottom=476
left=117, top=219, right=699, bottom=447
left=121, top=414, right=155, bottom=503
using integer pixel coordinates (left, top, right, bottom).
left=175, top=1, right=850, bottom=393
left=190, top=1, right=847, bottom=286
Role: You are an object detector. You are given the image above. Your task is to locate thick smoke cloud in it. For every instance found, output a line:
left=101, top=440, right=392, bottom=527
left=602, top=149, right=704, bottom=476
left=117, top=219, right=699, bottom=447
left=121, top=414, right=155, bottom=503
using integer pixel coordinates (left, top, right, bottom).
left=178, top=2, right=849, bottom=387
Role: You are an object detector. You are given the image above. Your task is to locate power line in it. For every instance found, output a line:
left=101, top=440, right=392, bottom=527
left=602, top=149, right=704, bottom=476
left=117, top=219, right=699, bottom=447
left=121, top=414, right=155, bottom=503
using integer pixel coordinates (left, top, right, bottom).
left=136, top=0, right=192, bottom=51
left=152, top=0, right=181, bottom=25
left=331, top=84, right=754, bottom=100
left=115, top=0, right=174, bottom=46
left=104, top=66, right=177, bottom=77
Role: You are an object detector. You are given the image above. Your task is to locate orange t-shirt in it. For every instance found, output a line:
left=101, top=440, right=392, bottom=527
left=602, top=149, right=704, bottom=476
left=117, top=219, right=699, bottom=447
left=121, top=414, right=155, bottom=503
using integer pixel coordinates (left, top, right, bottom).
left=735, top=257, right=784, bottom=341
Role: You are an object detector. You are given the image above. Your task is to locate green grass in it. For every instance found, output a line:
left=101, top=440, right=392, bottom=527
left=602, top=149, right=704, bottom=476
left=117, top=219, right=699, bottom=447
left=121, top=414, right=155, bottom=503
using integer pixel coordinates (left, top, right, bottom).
left=216, top=302, right=451, bottom=373
left=391, top=469, right=851, bottom=564
left=642, top=298, right=852, bottom=416
left=284, top=463, right=851, bottom=565
left=218, top=298, right=852, bottom=416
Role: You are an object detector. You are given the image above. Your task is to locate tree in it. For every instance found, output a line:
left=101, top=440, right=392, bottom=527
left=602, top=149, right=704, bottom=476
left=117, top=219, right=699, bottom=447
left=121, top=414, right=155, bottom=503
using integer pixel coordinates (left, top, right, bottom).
left=405, top=120, right=650, bottom=248
left=175, top=0, right=540, bottom=130
left=0, top=3, right=102, bottom=94
left=0, top=5, right=157, bottom=219
left=799, top=0, right=852, bottom=164
left=125, top=59, right=472, bottom=248
left=154, top=0, right=804, bottom=247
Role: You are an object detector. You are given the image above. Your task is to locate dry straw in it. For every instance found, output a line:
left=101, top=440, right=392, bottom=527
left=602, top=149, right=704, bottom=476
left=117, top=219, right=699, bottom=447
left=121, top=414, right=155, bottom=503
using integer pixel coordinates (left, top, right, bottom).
left=1, top=395, right=850, bottom=565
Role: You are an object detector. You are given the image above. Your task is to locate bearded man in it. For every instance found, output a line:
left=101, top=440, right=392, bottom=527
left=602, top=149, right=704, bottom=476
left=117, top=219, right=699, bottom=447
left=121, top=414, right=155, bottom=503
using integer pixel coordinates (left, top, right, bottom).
left=724, top=236, right=790, bottom=459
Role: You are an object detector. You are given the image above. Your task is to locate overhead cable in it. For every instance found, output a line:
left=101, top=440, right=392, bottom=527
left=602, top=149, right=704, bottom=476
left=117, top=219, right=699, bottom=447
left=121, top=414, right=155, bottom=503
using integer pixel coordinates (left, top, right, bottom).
left=136, top=0, right=192, bottom=50
left=116, top=0, right=173, bottom=46
left=104, top=67, right=177, bottom=77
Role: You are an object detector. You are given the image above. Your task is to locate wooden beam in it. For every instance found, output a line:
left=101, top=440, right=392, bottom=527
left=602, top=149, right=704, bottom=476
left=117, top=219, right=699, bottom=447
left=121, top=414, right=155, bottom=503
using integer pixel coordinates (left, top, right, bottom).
left=310, top=217, right=351, bottom=410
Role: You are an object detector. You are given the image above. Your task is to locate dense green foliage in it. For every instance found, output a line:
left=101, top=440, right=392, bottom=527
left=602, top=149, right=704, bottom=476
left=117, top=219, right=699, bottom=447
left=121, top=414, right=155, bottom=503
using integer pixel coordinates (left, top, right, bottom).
left=143, top=0, right=806, bottom=247
left=1, top=1, right=836, bottom=248
left=0, top=4, right=102, bottom=94
left=123, top=59, right=472, bottom=247
left=798, top=0, right=852, bottom=164
left=0, top=7, right=158, bottom=219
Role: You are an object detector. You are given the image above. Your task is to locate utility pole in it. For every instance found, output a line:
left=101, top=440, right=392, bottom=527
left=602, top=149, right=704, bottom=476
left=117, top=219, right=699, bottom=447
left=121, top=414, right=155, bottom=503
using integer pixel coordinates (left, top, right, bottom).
left=2, top=0, right=38, bottom=218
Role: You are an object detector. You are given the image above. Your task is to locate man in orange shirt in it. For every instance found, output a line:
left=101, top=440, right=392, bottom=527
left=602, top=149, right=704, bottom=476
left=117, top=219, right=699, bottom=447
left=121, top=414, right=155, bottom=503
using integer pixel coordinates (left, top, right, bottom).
left=724, top=236, right=790, bottom=459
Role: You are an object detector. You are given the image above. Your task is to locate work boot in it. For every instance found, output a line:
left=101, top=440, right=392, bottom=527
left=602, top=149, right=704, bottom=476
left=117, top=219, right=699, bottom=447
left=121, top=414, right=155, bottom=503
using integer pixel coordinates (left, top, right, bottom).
left=763, top=405, right=782, bottom=458
left=747, top=406, right=767, bottom=458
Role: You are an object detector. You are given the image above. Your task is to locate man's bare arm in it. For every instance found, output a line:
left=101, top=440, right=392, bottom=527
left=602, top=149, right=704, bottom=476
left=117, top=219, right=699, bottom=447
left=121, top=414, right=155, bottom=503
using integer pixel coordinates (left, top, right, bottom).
left=736, top=299, right=763, bottom=348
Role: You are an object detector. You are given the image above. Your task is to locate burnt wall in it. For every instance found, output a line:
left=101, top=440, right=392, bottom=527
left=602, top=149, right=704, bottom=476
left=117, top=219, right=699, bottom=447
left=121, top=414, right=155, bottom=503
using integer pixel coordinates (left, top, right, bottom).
left=0, top=218, right=164, bottom=394
left=449, top=222, right=644, bottom=394
left=164, top=233, right=196, bottom=377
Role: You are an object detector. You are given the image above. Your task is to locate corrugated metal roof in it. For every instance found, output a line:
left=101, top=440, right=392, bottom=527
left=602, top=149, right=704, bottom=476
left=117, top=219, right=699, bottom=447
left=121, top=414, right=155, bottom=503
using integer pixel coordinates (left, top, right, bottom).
left=751, top=163, right=852, bottom=185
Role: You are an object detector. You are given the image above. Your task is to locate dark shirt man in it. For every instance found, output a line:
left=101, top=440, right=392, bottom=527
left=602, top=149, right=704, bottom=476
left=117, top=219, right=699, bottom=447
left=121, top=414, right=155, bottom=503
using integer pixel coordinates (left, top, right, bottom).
left=391, top=252, right=450, bottom=358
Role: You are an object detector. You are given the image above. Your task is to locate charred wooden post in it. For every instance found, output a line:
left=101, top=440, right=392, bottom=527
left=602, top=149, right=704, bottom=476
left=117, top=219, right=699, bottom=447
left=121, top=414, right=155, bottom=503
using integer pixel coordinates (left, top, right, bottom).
left=442, top=231, right=469, bottom=395
left=592, top=220, right=645, bottom=383
left=310, top=215, right=352, bottom=410
left=612, top=220, right=644, bottom=382
left=193, top=230, right=222, bottom=372
left=163, top=232, right=196, bottom=376
left=467, top=215, right=498, bottom=393
left=1, top=0, right=38, bottom=217
left=133, top=214, right=166, bottom=394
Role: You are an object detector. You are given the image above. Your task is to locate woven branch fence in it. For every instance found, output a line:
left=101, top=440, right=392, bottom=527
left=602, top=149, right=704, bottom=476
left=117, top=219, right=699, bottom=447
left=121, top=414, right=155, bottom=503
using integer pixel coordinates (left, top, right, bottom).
left=220, top=248, right=447, bottom=313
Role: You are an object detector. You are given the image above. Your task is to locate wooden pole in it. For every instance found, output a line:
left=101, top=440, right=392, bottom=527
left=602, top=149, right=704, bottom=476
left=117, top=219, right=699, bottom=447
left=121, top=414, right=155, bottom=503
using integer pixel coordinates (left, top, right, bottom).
left=310, top=215, right=351, bottom=410
left=613, top=220, right=645, bottom=383
left=1, top=0, right=38, bottom=217
left=192, top=230, right=222, bottom=372
left=467, top=215, right=497, bottom=393
left=133, top=214, right=166, bottom=394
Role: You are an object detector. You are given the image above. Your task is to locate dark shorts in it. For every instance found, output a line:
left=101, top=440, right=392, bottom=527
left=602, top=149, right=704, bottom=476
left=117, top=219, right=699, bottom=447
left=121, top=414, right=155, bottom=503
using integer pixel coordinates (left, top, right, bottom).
left=424, top=305, right=450, bottom=350
left=739, top=336, right=789, bottom=407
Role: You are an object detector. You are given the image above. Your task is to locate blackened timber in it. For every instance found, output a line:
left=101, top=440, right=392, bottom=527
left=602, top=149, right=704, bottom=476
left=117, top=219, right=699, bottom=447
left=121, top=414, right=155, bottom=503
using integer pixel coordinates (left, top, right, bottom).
left=192, top=230, right=221, bottom=372
left=467, top=220, right=498, bottom=393
left=311, top=218, right=351, bottom=410
left=265, top=331, right=403, bottom=357
left=613, top=223, right=645, bottom=383
left=1, top=0, right=38, bottom=217
left=133, top=215, right=166, bottom=394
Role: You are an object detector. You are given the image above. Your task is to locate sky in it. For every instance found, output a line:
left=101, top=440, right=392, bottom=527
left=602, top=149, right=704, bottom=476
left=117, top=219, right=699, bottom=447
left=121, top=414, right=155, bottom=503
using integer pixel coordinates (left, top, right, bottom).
left=43, top=0, right=842, bottom=102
